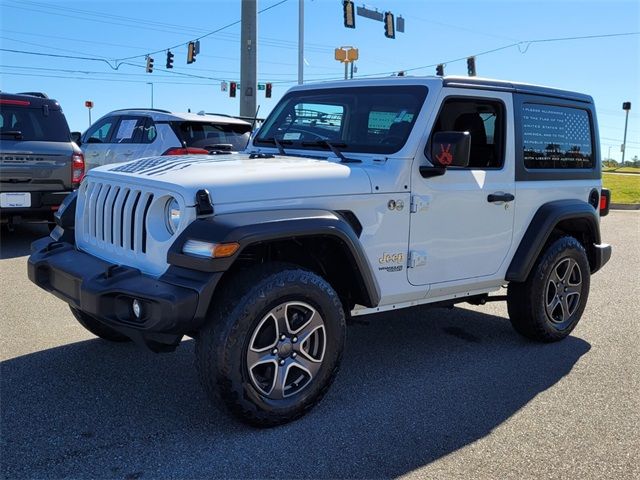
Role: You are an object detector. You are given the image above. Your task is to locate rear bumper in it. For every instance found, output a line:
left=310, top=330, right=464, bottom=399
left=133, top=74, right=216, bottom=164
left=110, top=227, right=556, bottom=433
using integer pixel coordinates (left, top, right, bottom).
left=28, top=237, right=222, bottom=351
left=592, top=243, right=612, bottom=274
left=1, top=191, right=70, bottom=222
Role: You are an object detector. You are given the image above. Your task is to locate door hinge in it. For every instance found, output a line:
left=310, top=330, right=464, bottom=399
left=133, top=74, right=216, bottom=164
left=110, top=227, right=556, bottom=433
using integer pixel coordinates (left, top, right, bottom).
left=410, top=195, right=431, bottom=213
left=408, top=250, right=427, bottom=268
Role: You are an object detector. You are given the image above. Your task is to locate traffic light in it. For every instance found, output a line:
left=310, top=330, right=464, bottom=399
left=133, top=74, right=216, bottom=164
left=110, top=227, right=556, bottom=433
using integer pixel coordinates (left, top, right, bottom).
left=343, top=0, right=355, bottom=28
left=265, top=82, right=272, bottom=98
left=145, top=56, right=154, bottom=73
left=187, top=41, right=197, bottom=64
left=436, top=64, right=444, bottom=76
left=229, top=81, right=237, bottom=98
left=467, top=56, right=476, bottom=76
left=384, top=11, right=395, bottom=38
left=166, top=50, right=174, bottom=69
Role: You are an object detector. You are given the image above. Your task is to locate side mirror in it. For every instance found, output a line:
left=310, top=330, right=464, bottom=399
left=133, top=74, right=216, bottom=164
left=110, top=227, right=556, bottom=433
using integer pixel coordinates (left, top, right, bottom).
left=71, top=131, right=82, bottom=146
left=430, top=131, right=470, bottom=168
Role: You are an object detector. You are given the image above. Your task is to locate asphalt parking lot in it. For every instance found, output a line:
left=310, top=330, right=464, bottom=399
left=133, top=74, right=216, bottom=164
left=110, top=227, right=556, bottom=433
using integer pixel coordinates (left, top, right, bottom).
left=1, top=211, right=638, bottom=480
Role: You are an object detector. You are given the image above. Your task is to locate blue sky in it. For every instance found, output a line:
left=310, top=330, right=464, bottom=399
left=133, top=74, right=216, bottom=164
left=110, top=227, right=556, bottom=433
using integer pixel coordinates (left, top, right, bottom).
left=1, top=0, right=638, bottom=161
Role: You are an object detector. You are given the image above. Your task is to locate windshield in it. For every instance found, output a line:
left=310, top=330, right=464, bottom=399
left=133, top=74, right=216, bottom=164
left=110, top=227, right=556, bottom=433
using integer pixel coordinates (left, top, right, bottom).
left=177, top=121, right=251, bottom=151
left=0, top=106, right=70, bottom=142
left=255, top=85, right=428, bottom=154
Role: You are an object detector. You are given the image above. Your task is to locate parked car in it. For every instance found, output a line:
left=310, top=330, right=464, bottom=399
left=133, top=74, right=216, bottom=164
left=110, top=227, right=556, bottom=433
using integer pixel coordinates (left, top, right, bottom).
left=29, top=76, right=611, bottom=426
left=1, top=92, right=84, bottom=228
left=74, top=109, right=252, bottom=171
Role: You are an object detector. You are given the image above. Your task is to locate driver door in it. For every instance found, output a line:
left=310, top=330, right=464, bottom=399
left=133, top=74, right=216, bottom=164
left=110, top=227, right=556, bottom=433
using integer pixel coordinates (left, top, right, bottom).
left=408, top=89, right=515, bottom=287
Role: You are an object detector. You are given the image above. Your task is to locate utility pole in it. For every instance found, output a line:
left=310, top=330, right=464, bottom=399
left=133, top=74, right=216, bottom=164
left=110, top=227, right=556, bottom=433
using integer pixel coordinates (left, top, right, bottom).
left=240, top=0, right=257, bottom=118
left=621, top=102, right=631, bottom=166
left=147, top=82, right=154, bottom=108
left=298, top=0, right=304, bottom=85
left=334, top=46, right=358, bottom=80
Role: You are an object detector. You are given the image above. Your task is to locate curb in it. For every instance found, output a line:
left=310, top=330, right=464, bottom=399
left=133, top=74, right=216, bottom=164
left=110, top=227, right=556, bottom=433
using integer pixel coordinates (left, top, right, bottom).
left=610, top=203, right=640, bottom=210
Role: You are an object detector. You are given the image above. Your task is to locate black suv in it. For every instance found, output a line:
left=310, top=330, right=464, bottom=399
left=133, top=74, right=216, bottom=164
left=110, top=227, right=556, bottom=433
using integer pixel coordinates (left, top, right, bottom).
left=0, top=92, right=84, bottom=228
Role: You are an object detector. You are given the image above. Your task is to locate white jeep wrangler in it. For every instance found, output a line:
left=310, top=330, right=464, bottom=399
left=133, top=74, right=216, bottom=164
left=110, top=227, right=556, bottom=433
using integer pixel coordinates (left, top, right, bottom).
left=29, top=76, right=612, bottom=426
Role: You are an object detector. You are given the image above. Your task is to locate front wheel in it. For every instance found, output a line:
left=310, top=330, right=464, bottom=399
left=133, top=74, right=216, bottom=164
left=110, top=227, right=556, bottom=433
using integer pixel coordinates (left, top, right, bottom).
left=196, top=264, right=346, bottom=427
left=507, top=236, right=591, bottom=342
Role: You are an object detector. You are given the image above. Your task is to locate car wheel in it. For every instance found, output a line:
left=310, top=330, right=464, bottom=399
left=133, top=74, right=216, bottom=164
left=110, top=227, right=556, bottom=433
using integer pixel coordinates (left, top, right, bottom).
left=195, top=263, right=346, bottom=427
left=70, top=306, right=131, bottom=342
left=507, top=236, right=591, bottom=342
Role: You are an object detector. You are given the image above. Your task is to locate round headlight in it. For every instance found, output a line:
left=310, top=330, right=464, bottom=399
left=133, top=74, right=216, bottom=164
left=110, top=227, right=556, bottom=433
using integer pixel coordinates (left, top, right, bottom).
left=165, top=197, right=181, bottom=234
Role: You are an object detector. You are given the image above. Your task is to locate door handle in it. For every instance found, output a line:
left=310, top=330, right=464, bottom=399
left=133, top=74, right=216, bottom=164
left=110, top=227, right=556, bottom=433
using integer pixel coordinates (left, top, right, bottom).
left=487, top=192, right=515, bottom=203
left=89, top=152, right=99, bottom=157
left=123, top=151, right=133, bottom=156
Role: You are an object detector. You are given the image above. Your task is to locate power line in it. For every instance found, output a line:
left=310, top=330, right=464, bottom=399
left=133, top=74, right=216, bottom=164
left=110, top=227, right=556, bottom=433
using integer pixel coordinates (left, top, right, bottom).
left=2, top=30, right=638, bottom=86
left=2, top=0, right=295, bottom=64
left=357, top=31, right=640, bottom=78
left=115, top=0, right=292, bottom=62
left=0, top=64, right=340, bottom=81
left=0, top=71, right=221, bottom=86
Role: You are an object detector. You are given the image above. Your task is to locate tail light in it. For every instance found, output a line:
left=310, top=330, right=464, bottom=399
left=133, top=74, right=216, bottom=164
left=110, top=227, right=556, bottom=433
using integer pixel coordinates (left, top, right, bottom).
left=600, top=188, right=611, bottom=217
left=72, top=152, right=85, bottom=188
left=162, top=147, right=210, bottom=155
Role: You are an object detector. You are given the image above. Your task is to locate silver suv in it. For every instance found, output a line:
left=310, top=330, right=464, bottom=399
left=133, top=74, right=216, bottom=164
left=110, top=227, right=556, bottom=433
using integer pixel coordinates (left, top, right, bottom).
left=1, top=92, right=84, bottom=228
left=75, top=109, right=252, bottom=171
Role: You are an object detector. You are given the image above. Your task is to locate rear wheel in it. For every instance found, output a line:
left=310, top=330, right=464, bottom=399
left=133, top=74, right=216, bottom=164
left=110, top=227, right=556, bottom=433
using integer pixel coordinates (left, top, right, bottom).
left=70, top=306, right=131, bottom=342
left=507, top=236, right=590, bottom=342
left=196, top=264, right=346, bottom=427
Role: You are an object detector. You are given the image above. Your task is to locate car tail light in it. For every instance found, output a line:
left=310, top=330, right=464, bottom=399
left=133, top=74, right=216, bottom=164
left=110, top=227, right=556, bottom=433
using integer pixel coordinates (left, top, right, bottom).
left=600, top=188, right=611, bottom=217
left=72, top=152, right=85, bottom=188
left=162, top=147, right=210, bottom=155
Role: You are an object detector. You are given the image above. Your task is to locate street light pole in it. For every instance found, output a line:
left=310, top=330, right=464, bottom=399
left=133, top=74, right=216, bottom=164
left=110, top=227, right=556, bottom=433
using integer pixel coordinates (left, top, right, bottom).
left=298, top=0, right=304, bottom=85
left=147, top=82, right=154, bottom=108
left=621, top=101, right=631, bottom=166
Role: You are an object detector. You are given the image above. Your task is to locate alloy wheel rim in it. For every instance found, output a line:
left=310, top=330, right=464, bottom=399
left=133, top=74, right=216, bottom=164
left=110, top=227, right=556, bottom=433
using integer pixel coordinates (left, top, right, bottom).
left=545, top=257, right=582, bottom=324
left=246, top=301, right=326, bottom=400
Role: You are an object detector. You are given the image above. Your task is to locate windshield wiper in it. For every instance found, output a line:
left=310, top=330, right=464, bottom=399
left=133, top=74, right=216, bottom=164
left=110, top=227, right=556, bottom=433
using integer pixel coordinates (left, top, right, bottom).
left=0, top=130, right=23, bottom=140
left=260, top=137, right=292, bottom=156
left=301, top=139, right=361, bottom=163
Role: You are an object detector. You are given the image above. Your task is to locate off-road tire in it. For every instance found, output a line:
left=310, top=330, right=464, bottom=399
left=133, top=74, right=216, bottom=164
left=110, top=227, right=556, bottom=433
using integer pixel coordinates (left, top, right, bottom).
left=70, top=306, right=131, bottom=342
left=195, top=263, right=346, bottom=427
left=507, top=236, right=590, bottom=342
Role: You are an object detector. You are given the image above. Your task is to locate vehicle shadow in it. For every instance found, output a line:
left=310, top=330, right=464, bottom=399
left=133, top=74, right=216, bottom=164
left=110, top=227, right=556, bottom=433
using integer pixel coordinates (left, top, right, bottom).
left=0, top=223, right=48, bottom=260
left=0, top=306, right=590, bottom=479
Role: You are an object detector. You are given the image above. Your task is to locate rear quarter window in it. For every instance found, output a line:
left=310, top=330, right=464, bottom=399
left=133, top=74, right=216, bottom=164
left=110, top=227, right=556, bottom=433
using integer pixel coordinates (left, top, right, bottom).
left=521, top=104, right=593, bottom=169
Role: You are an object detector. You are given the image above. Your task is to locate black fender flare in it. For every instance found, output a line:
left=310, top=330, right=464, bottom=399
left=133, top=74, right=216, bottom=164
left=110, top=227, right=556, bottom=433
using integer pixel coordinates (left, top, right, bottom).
left=506, top=199, right=601, bottom=283
left=167, top=209, right=380, bottom=307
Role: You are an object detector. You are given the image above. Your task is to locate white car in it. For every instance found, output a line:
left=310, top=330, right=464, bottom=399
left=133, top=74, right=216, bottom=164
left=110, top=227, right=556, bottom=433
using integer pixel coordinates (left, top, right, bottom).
left=75, top=109, right=252, bottom=171
left=30, top=76, right=611, bottom=427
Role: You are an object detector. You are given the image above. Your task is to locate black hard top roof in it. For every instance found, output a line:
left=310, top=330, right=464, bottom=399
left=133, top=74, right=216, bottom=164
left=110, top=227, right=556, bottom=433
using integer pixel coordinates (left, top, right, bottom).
left=442, top=77, right=593, bottom=103
left=0, top=92, right=61, bottom=109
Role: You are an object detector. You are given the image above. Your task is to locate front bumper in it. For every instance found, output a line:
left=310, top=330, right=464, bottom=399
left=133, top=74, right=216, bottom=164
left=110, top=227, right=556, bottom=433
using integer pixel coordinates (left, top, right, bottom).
left=28, top=237, right=221, bottom=351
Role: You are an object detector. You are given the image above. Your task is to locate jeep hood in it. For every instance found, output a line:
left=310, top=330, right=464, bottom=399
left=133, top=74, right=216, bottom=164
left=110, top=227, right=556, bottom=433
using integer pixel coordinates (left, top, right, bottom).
left=88, top=153, right=372, bottom=205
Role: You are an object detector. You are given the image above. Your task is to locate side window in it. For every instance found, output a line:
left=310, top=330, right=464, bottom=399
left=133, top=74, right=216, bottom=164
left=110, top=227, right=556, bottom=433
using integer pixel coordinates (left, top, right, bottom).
left=521, top=104, right=593, bottom=169
left=112, top=116, right=145, bottom=144
left=430, top=98, right=505, bottom=169
left=85, top=117, right=117, bottom=144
